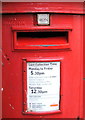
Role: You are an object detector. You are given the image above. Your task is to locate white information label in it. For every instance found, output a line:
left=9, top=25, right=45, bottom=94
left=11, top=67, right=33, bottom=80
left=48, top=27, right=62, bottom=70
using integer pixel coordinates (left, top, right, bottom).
left=37, top=14, right=49, bottom=25
left=27, top=62, right=60, bottom=112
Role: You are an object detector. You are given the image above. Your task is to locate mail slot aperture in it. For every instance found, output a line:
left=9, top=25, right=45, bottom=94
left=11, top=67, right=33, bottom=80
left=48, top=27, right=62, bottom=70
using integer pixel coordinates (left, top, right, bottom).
left=13, top=30, right=70, bottom=50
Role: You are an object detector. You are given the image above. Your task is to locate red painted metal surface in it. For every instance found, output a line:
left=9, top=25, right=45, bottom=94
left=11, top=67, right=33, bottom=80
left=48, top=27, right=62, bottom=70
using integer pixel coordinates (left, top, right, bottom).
left=2, top=2, right=83, bottom=14
left=83, top=5, right=85, bottom=118
left=2, top=2, right=83, bottom=119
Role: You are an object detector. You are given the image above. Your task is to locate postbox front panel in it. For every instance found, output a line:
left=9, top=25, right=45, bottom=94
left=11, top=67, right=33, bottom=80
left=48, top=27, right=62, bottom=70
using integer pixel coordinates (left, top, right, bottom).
left=2, top=13, right=83, bottom=118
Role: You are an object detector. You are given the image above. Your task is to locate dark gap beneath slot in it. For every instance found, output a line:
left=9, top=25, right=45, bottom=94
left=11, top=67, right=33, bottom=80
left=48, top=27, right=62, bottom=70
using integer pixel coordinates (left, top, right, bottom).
left=17, top=31, right=68, bottom=39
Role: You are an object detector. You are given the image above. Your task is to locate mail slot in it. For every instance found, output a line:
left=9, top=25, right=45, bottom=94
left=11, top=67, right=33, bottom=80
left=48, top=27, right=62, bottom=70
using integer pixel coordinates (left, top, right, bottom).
left=13, top=28, right=70, bottom=50
left=2, top=2, right=83, bottom=119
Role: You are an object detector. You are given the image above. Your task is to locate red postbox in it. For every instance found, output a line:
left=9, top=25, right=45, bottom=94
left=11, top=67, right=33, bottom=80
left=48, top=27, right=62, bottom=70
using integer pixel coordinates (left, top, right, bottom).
left=2, top=2, right=83, bottom=119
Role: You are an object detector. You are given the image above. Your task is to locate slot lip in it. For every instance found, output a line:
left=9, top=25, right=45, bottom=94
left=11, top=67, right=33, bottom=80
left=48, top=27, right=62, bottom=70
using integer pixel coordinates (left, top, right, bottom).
left=12, top=27, right=72, bottom=51
left=12, top=26, right=72, bottom=31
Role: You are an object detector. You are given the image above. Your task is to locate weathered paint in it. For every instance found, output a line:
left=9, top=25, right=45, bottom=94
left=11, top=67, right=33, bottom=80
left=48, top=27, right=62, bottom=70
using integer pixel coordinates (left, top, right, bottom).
left=2, top=2, right=84, bottom=14
left=2, top=2, right=83, bottom=119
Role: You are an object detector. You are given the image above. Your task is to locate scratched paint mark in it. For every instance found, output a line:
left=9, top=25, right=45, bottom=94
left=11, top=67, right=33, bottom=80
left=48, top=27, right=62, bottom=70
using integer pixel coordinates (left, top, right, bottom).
left=2, top=53, right=10, bottom=62
left=1, top=62, right=4, bottom=66
left=1, top=88, right=3, bottom=91
left=12, top=106, right=15, bottom=110
left=0, top=48, right=2, bottom=52
left=26, top=109, right=33, bottom=112
left=25, top=110, right=29, bottom=112
left=9, top=104, right=15, bottom=110
left=26, top=44, right=60, bottom=47
left=9, top=104, right=11, bottom=106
